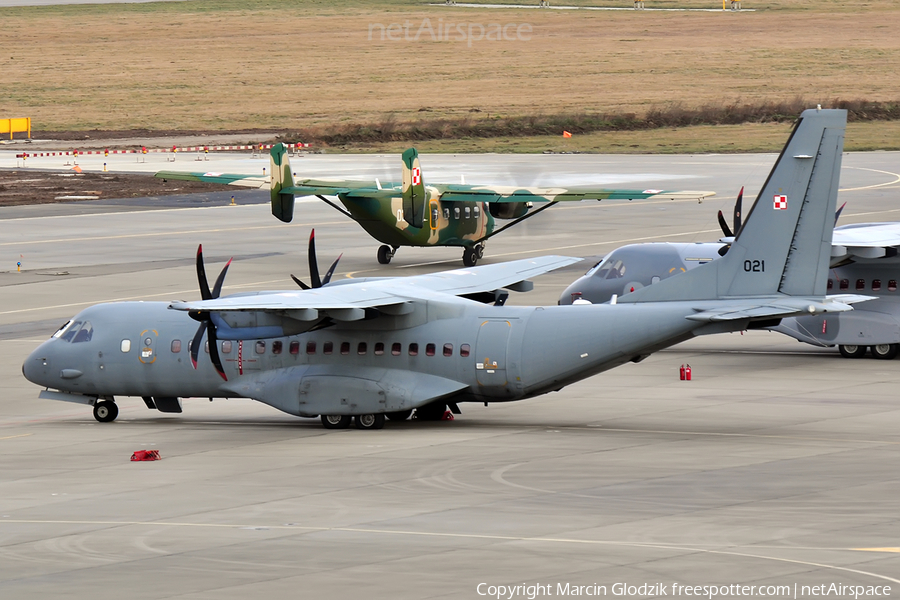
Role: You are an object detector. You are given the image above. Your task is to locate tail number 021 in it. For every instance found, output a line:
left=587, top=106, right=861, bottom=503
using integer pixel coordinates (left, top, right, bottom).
left=744, top=259, right=765, bottom=272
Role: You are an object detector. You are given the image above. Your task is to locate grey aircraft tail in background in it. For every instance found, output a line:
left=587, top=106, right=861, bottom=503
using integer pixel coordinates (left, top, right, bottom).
left=23, top=109, right=856, bottom=429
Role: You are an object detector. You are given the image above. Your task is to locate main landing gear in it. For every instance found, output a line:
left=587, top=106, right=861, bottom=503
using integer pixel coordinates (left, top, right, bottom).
left=462, top=244, right=485, bottom=267
left=320, top=414, right=385, bottom=430
left=838, top=344, right=899, bottom=360
left=93, top=400, right=118, bottom=423
left=377, top=245, right=397, bottom=265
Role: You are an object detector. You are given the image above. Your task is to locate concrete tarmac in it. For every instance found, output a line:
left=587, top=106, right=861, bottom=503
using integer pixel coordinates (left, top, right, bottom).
left=0, top=153, right=898, bottom=599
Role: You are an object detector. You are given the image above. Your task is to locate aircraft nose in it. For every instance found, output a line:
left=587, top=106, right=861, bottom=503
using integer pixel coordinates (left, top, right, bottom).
left=22, top=345, right=52, bottom=387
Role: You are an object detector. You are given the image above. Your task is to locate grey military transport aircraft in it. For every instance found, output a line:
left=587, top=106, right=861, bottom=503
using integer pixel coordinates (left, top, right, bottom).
left=560, top=187, right=900, bottom=360
left=24, top=108, right=857, bottom=430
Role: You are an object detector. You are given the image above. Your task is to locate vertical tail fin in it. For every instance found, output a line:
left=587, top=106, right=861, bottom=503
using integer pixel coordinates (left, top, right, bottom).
left=622, top=108, right=846, bottom=303
left=401, top=148, right=426, bottom=229
left=270, top=143, right=296, bottom=223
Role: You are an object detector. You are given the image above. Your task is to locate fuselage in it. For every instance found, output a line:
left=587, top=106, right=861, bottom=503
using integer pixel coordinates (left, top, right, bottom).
left=23, top=299, right=716, bottom=418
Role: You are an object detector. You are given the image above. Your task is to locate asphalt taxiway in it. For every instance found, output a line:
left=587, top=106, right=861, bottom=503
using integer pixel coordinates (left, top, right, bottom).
left=0, top=152, right=898, bottom=599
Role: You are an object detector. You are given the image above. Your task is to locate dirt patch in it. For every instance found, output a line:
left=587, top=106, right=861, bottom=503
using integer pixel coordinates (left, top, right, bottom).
left=0, top=170, right=234, bottom=206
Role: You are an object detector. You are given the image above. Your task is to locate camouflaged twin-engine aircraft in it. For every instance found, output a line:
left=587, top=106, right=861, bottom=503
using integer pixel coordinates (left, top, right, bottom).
left=26, top=109, right=856, bottom=429
left=157, top=146, right=713, bottom=266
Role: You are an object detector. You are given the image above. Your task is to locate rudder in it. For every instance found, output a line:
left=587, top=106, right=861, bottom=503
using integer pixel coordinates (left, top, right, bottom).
left=270, top=143, right=296, bottom=223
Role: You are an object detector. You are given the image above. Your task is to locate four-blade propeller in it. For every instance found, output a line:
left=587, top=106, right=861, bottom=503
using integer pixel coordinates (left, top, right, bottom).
left=189, top=244, right=232, bottom=381
left=291, top=229, right=342, bottom=290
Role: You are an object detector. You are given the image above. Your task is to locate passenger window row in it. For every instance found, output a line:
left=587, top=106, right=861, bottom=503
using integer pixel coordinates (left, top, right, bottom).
left=829, top=278, right=897, bottom=292
left=442, top=205, right=479, bottom=220
left=157, top=339, right=472, bottom=358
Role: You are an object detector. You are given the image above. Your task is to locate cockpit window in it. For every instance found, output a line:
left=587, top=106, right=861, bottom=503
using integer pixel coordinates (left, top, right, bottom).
left=72, top=321, right=93, bottom=343
left=592, top=259, right=626, bottom=280
left=59, top=321, right=83, bottom=342
left=52, top=320, right=74, bottom=339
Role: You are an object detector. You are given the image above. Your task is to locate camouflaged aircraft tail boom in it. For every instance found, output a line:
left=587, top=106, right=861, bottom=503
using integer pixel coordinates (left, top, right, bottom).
left=270, top=142, right=296, bottom=223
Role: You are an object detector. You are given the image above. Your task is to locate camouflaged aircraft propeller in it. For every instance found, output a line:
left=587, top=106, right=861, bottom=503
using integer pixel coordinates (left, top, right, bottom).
left=157, top=145, right=714, bottom=267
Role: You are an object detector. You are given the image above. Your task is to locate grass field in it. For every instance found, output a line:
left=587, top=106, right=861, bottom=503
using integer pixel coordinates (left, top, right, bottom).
left=1, top=0, right=898, bottom=152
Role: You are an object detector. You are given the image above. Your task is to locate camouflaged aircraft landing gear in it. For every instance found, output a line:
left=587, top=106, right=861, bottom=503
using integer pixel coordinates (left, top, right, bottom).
left=93, top=399, right=118, bottom=423
left=462, top=244, right=485, bottom=267
left=321, top=414, right=352, bottom=429
left=377, top=245, right=397, bottom=265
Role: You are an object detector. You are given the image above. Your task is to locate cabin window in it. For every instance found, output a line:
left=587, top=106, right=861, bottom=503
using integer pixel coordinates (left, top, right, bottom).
left=392, top=342, right=401, bottom=356
left=340, top=342, right=350, bottom=355
left=465, top=207, right=471, bottom=219
left=454, top=207, right=460, bottom=219
left=272, top=340, right=283, bottom=355
left=443, top=343, right=453, bottom=357
left=409, top=342, right=419, bottom=356
left=324, top=341, right=334, bottom=355
left=221, top=341, right=232, bottom=354
left=839, top=279, right=849, bottom=291
left=431, top=206, right=439, bottom=226
left=290, top=341, right=300, bottom=354
left=873, top=279, right=882, bottom=292
left=358, top=342, right=367, bottom=355
left=426, top=343, right=436, bottom=356
left=460, top=343, right=470, bottom=357
left=827, top=279, right=833, bottom=290
left=255, top=341, right=266, bottom=354
left=474, top=205, right=480, bottom=218
left=305, top=340, right=315, bottom=354
left=171, top=340, right=181, bottom=353
left=890, top=280, right=898, bottom=292
left=121, top=339, right=131, bottom=353
left=856, top=279, right=866, bottom=291
left=374, top=342, right=385, bottom=355
left=443, top=208, right=450, bottom=219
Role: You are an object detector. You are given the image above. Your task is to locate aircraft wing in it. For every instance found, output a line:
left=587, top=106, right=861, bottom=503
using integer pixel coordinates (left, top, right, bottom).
left=155, top=171, right=271, bottom=189
left=831, top=222, right=900, bottom=260
left=433, top=184, right=715, bottom=203
left=684, top=297, right=857, bottom=323
left=170, top=255, right=582, bottom=319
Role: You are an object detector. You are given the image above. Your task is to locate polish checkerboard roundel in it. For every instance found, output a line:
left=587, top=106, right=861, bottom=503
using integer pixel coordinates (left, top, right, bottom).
left=773, top=194, right=787, bottom=210
left=412, top=167, right=421, bottom=186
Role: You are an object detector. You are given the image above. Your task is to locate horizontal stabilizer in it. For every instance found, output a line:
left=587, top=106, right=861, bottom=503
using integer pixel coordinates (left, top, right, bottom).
left=154, top=171, right=270, bottom=189
left=685, top=297, right=856, bottom=323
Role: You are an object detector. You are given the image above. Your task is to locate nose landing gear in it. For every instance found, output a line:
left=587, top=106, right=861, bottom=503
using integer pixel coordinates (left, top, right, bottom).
left=377, top=245, right=397, bottom=265
left=93, top=400, right=118, bottom=423
left=462, top=244, right=485, bottom=267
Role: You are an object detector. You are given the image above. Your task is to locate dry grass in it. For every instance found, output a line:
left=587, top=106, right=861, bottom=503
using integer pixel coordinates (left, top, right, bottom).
left=1, top=0, right=898, bottom=144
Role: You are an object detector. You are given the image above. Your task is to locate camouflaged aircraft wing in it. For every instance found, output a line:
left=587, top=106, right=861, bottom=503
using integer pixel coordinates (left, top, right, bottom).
left=154, top=171, right=271, bottom=189
left=432, top=184, right=715, bottom=203
left=169, top=255, right=581, bottom=321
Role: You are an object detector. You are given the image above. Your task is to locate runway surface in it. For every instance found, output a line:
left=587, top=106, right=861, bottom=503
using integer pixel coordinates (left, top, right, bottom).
left=1, top=152, right=899, bottom=599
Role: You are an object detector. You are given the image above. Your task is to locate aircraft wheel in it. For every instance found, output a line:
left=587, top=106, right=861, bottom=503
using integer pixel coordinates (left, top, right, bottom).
left=475, top=244, right=484, bottom=259
left=462, top=247, right=479, bottom=267
left=354, top=413, right=385, bottom=430
left=377, top=245, right=393, bottom=265
left=321, top=414, right=352, bottom=429
left=386, top=409, right=413, bottom=422
left=93, top=400, right=118, bottom=423
left=838, top=344, right=867, bottom=358
left=871, top=343, right=898, bottom=360
left=415, top=402, right=447, bottom=421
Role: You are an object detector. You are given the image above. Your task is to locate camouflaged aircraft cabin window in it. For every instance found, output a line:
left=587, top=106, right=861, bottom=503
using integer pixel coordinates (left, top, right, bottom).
left=304, top=341, right=314, bottom=354
left=839, top=279, right=849, bottom=291
left=340, top=342, right=350, bottom=355
left=443, top=343, right=453, bottom=357
left=857, top=279, right=866, bottom=291
left=426, top=343, right=436, bottom=356
left=890, top=280, right=898, bottom=292
left=121, top=339, right=131, bottom=353
left=873, top=279, right=882, bottom=292
left=443, top=208, right=450, bottom=219
left=460, top=343, right=470, bottom=357
left=454, top=207, right=460, bottom=219
left=409, top=343, right=419, bottom=356
left=465, top=207, right=471, bottom=219
left=272, top=341, right=283, bottom=354
left=222, top=341, right=232, bottom=354
left=171, top=340, right=181, bottom=353
left=474, top=205, right=480, bottom=217
left=375, top=342, right=385, bottom=355
left=392, top=342, right=402, bottom=356
left=324, top=341, right=334, bottom=355
left=256, top=341, right=266, bottom=354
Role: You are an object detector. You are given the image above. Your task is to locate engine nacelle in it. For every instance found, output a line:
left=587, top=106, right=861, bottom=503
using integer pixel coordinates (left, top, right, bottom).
left=489, top=202, right=529, bottom=220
